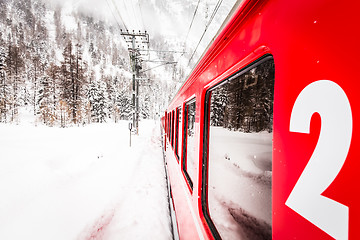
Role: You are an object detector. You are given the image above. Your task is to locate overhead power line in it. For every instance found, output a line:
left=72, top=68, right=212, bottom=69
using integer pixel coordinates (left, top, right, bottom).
left=184, top=0, right=201, bottom=47
left=121, top=0, right=130, bottom=24
left=188, top=0, right=224, bottom=65
left=138, top=1, right=146, bottom=30
left=130, top=0, right=141, bottom=30
left=110, top=0, right=128, bottom=31
left=105, top=0, right=123, bottom=31
left=139, top=49, right=186, bottom=54
left=143, top=60, right=177, bottom=63
left=140, top=62, right=176, bottom=74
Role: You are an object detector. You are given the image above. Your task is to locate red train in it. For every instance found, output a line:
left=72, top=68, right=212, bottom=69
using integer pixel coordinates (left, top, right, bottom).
left=161, top=0, right=360, bottom=239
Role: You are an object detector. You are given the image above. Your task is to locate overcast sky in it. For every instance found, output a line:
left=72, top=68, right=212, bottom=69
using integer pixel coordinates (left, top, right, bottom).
left=43, top=0, right=238, bottom=69
left=47, top=0, right=170, bottom=33
left=45, top=0, right=237, bottom=39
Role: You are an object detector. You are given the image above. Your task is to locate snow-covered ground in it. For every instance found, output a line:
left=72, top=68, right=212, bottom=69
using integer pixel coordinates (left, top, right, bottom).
left=0, top=120, right=172, bottom=240
left=208, top=126, right=272, bottom=240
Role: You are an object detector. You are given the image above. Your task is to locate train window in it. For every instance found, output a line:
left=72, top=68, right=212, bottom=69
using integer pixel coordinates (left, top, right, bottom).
left=171, top=111, right=174, bottom=143
left=164, top=113, right=167, bottom=135
left=167, top=113, right=169, bottom=139
left=175, top=107, right=181, bottom=160
left=166, top=114, right=168, bottom=137
left=170, top=112, right=172, bottom=145
left=183, top=99, right=196, bottom=190
left=169, top=112, right=172, bottom=142
left=203, top=57, right=274, bottom=240
left=168, top=113, right=171, bottom=139
left=172, top=110, right=175, bottom=148
left=170, top=111, right=173, bottom=146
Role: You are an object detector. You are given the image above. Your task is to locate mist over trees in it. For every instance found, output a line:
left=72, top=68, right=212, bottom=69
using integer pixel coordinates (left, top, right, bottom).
left=0, top=0, right=172, bottom=127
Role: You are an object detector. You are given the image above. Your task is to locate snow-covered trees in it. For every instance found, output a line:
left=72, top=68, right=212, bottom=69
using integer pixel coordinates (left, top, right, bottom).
left=210, top=59, right=275, bottom=133
left=60, top=41, right=87, bottom=124
left=210, top=86, right=227, bottom=127
left=6, top=42, right=25, bottom=122
left=116, top=89, right=132, bottom=121
left=88, top=80, right=107, bottom=123
left=0, top=46, right=9, bottom=122
left=0, top=0, right=173, bottom=126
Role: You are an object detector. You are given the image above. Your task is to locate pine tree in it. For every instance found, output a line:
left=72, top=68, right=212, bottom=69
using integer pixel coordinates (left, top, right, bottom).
left=6, top=41, right=24, bottom=122
left=73, top=43, right=86, bottom=124
left=88, top=80, right=107, bottom=123
left=47, top=63, right=60, bottom=123
left=0, top=46, right=9, bottom=122
left=116, top=88, right=132, bottom=120
left=38, top=75, right=55, bottom=125
left=140, top=94, right=151, bottom=119
left=61, top=40, right=84, bottom=124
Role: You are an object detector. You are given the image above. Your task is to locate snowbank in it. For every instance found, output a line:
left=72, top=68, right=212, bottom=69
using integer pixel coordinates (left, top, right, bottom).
left=0, top=120, right=172, bottom=240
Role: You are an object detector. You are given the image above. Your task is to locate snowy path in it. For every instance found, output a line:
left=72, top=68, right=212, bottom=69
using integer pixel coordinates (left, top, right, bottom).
left=0, top=120, right=172, bottom=240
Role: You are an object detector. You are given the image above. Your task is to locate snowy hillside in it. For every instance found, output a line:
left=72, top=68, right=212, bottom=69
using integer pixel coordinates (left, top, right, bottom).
left=0, top=0, right=237, bottom=126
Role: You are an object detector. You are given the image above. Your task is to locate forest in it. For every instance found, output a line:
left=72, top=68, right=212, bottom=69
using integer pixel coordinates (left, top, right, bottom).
left=210, top=59, right=275, bottom=133
left=0, top=0, right=173, bottom=127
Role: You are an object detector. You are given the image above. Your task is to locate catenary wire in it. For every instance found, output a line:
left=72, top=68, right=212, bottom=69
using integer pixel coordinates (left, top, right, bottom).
left=105, top=0, right=123, bottom=31
left=187, top=0, right=224, bottom=65
left=130, top=0, right=141, bottom=30
left=110, top=0, right=128, bottom=31
left=184, top=0, right=202, bottom=48
left=138, top=0, right=146, bottom=30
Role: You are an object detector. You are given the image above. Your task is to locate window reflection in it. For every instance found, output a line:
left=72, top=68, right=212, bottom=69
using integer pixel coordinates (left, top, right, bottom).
left=175, top=107, right=181, bottom=159
left=207, top=58, right=274, bottom=240
left=172, top=111, right=175, bottom=147
left=183, top=100, right=196, bottom=189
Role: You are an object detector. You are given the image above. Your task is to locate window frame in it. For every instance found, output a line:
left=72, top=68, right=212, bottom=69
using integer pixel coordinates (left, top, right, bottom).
left=175, top=107, right=181, bottom=161
left=169, top=112, right=172, bottom=143
left=168, top=112, right=171, bottom=140
left=171, top=110, right=175, bottom=148
left=171, top=111, right=173, bottom=144
left=167, top=113, right=170, bottom=139
left=201, top=55, right=274, bottom=239
left=182, top=98, right=196, bottom=192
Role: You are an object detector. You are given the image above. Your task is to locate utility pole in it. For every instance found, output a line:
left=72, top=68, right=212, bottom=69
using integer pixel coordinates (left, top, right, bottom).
left=121, top=30, right=149, bottom=135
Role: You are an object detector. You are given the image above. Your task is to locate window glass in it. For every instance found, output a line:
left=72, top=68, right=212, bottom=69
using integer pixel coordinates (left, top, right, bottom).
left=183, top=100, right=196, bottom=189
left=167, top=113, right=170, bottom=139
left=171, top=112, right=174, bottom=144
left=172, top=110, right=175, bottom=147
left=175, top=107, right=182, bottom=160
left=169, top=112, right=171, bottom=139
left=165, top=114, right=167, bottom=135
left=206, top=58, right=274, bottom=240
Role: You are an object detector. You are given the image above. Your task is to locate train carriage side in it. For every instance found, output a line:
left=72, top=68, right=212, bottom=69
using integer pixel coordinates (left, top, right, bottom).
left=163, top=0, right=360, bottom=239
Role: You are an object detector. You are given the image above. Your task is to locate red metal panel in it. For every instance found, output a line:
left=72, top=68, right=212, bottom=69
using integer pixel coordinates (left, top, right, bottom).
left=270, top=0, right=360, bottom=239
left=164, top=0, right=360, bottom=239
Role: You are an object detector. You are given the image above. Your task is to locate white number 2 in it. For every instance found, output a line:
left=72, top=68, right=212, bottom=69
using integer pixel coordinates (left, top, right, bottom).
left=286, top=80, right=352, bottom=240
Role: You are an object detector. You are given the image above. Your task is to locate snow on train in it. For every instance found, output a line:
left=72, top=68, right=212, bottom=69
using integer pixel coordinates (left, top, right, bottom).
left=161, top=0, right=360, bottom=239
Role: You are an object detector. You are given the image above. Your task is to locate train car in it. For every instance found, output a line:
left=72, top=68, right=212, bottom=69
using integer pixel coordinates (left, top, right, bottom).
left=162, top=0, right=360, bottom=239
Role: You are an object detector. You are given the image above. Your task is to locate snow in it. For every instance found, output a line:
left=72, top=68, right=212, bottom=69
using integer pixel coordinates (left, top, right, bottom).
left=208, top=126, right=272, bottom=240
left=0, top=120, right=172, bottom=240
